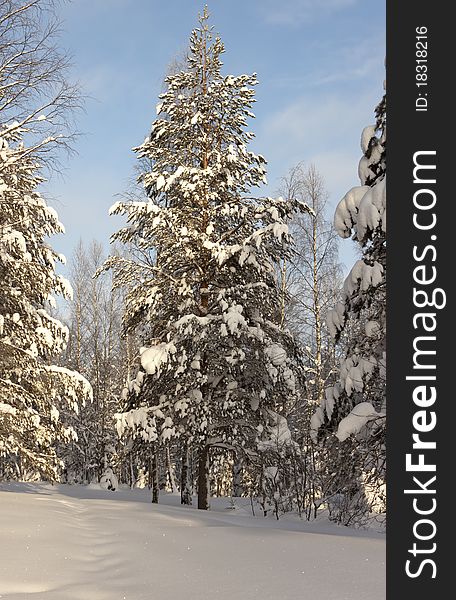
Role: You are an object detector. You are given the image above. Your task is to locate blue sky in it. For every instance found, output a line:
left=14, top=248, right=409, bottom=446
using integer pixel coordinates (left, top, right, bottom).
left=46, top=0, right=385, bottom=271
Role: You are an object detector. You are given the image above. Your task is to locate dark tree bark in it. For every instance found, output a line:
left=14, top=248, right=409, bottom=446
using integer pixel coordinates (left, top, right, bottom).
left=232, top=460, right=243, bottom=497
left=197, top=444, right=210, bottom=510
left=150, top=449, right=159, bottom=504
left=180, top=441, right=192, bottom=505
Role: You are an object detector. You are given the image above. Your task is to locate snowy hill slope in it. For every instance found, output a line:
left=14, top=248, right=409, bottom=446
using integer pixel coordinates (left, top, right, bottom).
left=0, top=484, right=385, bottom=600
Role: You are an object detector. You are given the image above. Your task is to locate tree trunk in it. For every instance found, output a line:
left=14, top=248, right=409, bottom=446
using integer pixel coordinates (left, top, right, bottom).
left=151, top=449, right=159, bottom=504
left=180, top=441, right=192, bottom=505
left=165, top=445, right=177, bottom=492
left=279, top=259, right=287, bottom=329
left=312, top=198, right=324, bottom=406
left=232, top=461, right=243, bottom=497
left=197, top=444, right=210, bottom=510
left=129, top=454, right=135, bottom=489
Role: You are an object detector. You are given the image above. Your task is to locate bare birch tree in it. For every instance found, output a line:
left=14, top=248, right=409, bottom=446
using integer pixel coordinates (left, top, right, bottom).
left=279, top=163, right=342, bottom=413
left=62, top=240, right=133, bottom=483
left=0, top=0, right=81, bottom=163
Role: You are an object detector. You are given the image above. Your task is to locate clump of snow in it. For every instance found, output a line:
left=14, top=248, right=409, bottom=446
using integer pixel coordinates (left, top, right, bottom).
left=365, top=320, right=380, bottom=337
left=57, top=275, right=73, bottom=300
left=223, top=304, right=247, bottom=335
left=47, top=365, right=93, bottom=404
left=340, top=355, right=376, bottom=395
left=100, top=468, right=118, bottom=491
left=109, top=201, right=122, bottom=215
left=250, top=396, right=260, bottom=411
left=333, top=186, right=369, bottom=238
left=265, top=343, right=287, bottom=366
left=36, top=326, right=54, bottom=348
left=336, top=402, right=384, bottom=442
left=0, top=403, right=17, bottom=416
left=356, top=177, right=386, bottom=240
left=50, top=406, right=59, bottom=423
left=140, top=342, right=176, bottom=376
left=156, top=174, right=166, bottom=190
left=326, top=302, right=345, bottom=339
left=324, top=385, right=339, bottom=421
left=360, top=125, right=376, bottom=154
left=343, top=260, right=383, bottom=297
left=115, top=406, right=161, bottom=442
left=258, top=411, right=294, bottom=451
left=310, top=407, right=325, bottom=442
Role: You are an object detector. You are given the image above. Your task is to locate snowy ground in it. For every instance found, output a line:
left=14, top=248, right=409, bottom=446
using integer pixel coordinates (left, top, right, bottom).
left=0, top=484, right=385, bottom=600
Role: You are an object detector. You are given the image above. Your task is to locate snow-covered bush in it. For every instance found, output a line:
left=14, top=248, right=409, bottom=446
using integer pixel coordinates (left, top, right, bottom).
left=100, top=468, right=118, bottom=491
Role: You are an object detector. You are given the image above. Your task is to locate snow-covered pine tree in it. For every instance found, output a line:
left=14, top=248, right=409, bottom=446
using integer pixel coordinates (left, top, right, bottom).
left=0, top=129, right=92, bottom=481
left=311, top=88, right=386, bottom=515
left=106, top=8, right=309, bottom=509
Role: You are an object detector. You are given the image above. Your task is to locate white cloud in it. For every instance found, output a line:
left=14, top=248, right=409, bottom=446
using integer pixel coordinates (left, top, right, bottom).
left=312, top=35, right=385, bottom=87
left=262, top=0, right=359, bottom=26
left=79, top=65, right=123, bottom=100
left=254, top=86, right=382, bottom=212
left=307, top=150, right=361, bottom=200
left=261, top=91, right=376, bottom=154
left=255, top=85, right=382, bottom=271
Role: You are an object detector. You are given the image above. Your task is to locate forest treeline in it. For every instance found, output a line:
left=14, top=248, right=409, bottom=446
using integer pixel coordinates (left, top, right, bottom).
left=0, top=2, right=386, bottom=526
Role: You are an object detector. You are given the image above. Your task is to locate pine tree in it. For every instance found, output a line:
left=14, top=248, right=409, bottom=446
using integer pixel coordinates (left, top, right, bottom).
left=0, top=130, right=91, bottom=480
left=106, top=8, right=309, bottom=509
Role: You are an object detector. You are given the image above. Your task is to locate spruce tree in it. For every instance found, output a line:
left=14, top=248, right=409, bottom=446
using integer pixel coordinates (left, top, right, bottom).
left=106, top=8, right=309, bottom=509
left=311, top=89, right=386, bottom=515
left=314, top=91, right=386, bottom=435
left=0, top=130, right=92, bottom=480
